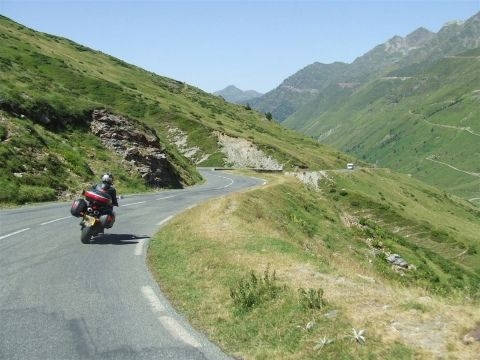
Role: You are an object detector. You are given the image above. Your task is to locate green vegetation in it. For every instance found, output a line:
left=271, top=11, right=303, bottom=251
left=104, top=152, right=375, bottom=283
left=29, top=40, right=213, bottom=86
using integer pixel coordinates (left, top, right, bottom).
left=251, top=12, right=480, bottom=199
left=0, top=111, right=150, bottom=204
left=0, top=15, right=353, bottom=204
left=286, top=48, right=480, bottom=199
left=149, top=170, right=480, bottom=359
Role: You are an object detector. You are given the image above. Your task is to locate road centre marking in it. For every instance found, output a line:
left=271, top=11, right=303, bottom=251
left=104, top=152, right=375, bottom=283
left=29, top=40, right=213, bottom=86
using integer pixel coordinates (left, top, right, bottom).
left=40, top=216, right=71, bottom=226
left=156, top=195, right=176, bottom=200
left=120, top=201, right=146, bottom=207
left=141, top=285, right=201, bottom=348
left=210, top=174, right=234, bottom=189
left=0, top=228, right=30, bottom=240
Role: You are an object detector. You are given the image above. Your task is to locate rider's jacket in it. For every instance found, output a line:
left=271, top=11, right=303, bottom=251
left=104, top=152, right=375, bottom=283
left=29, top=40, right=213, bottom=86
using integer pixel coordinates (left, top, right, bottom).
left=93, top=183, right=118, bottom=207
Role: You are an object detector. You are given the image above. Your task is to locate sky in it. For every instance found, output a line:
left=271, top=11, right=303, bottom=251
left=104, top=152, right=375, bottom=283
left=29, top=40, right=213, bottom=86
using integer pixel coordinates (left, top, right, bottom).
left=1, top=1, right=479, bottom=93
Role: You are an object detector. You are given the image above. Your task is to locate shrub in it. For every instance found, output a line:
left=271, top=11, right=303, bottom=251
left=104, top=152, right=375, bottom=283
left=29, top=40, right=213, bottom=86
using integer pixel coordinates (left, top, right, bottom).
left=0, top=124, right=7, bottom=141
left=359, top=217, right=368, bottom=226
left=17, top=185, right=56, bottom=203
left=298, top=288, right=325, bottom=309
left=230, top=267, right=282, bottom=312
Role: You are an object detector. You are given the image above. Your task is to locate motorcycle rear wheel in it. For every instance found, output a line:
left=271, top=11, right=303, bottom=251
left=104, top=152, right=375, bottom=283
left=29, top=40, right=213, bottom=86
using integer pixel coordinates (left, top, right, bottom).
left=81, top=226, right=93, bottom=244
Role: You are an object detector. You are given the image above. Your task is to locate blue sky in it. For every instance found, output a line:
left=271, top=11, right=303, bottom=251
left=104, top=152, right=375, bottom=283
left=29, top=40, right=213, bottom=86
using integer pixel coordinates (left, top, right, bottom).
left=1, top=1, right=479, bottom=93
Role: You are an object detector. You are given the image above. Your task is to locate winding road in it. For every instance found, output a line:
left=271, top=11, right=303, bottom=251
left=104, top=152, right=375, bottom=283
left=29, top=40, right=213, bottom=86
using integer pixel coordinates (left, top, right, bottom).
left=0, top=169, right=263, bottom=360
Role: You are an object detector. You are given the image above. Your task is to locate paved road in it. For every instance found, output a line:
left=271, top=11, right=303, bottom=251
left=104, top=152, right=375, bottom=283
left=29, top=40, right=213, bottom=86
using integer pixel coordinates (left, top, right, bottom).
left=0, top=169, right=263, bottom=360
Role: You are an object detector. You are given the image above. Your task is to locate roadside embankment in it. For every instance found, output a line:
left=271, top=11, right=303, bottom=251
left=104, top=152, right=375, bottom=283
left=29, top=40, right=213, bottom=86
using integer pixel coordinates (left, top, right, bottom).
left=148, top=170, right=480, bottom=359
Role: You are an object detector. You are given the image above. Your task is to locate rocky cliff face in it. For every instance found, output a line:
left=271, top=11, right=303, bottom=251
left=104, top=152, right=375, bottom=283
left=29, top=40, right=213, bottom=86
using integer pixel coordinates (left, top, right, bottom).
left=90, top=110, right=182, bottom=188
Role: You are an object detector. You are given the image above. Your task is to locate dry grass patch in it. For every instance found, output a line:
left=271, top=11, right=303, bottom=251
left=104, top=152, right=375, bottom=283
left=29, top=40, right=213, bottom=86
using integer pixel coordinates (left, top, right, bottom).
left=149, top=175, right=480, bottom=359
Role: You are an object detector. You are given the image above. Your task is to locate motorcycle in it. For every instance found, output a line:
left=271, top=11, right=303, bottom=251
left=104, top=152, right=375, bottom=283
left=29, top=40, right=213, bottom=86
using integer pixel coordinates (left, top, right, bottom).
left=71, top=188, right=115, bottom=244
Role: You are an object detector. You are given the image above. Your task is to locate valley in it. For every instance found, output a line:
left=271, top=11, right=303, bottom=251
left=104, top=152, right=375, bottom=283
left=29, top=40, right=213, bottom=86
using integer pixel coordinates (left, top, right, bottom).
left=251, top=12, right=480, bottom=200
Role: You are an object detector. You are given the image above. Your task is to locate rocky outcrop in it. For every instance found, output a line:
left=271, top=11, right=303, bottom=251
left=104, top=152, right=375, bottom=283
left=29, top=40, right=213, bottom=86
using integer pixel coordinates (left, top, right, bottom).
left=90, top=109, right=182, bottom=188
left=216, top=132, right=283, bottom=170
left=166, top=126, right=208, bottom=164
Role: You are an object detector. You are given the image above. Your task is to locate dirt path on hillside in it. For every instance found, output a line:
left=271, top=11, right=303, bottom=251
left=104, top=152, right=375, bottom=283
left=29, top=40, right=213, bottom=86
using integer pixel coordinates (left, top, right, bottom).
left=408, top=109, right=480, bottom=137
left=425, top=156, right=480, bottom=177
left=408, top=109, right=480, bottom=136
left=423, top=119, right=480, bottom=137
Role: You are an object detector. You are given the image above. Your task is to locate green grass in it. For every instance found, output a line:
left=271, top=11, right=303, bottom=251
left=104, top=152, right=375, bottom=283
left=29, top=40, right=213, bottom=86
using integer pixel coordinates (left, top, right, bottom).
left=148, top=170, right=480, bottom=359
left=0, top=111, right=151, bottom=204
left=0, top=15, right=354, bottom=204
left=284, top=48, right=480, bottom=199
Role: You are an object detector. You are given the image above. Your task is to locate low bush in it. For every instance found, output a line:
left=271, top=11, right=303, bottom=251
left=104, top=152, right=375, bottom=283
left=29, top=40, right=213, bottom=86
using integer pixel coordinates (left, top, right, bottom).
left=298, top=287, right=325, bottom=310
left=17, top=185, right=56, bottom=203
left=230, top=267, right=282, bottom=312
left=0, top=124, right=6, bottom=140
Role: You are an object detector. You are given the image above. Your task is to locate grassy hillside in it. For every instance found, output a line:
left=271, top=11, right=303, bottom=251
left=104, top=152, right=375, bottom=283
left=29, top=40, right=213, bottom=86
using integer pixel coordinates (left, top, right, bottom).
left=285, top=48, right=480, bottom=199
left=149, top=169, right=480, bottom=359
left=0, top=110, right=153, bottom=204
left=0, top=15, right=352, bottom=204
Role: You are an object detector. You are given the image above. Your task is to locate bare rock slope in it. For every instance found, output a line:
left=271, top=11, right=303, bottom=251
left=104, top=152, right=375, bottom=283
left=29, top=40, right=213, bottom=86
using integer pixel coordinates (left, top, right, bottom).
left=90, top=109, right=182, bottom=188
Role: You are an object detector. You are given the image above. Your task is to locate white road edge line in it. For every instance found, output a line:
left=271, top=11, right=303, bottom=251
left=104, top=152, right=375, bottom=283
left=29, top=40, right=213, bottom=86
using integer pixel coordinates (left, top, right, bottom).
left=40, top=216, right=71, bottom=226
left=156, top=195, right=176, bottom=200
left=134, top=239, right=146, bottom=256
left=157, top=215, right=174, bottom=226
left=120, top=201, right=146, bottom=207
left=185, top=203, right=197, bottom=210
left=0, top=228, right=30, bottom=240
left=141, top=285, right=201, bottom=348
left=135, top=215, right=174, bottom=256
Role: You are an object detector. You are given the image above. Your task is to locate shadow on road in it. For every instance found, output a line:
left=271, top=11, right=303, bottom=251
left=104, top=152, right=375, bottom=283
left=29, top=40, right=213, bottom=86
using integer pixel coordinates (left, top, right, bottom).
left=90, top=234, right=149, bottom=245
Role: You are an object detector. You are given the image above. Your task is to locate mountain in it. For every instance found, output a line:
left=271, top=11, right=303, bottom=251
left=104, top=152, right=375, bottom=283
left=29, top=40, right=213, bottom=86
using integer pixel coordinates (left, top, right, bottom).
left=252, top=12, right=480, bottom=122
left=283, top=12, right=480, bottom=199
left=214, top=85, right=263, bottom=104
left=249, top=62, right=351, bottom=121
left=0, top=15, right=351, bottom=205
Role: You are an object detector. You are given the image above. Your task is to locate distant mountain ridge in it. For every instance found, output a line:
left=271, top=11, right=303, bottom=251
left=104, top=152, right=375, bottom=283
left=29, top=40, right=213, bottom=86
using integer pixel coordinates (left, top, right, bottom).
left=251, top=11, right=480, bottom=122
left=280, top=11, right=480, bottom=199
left=214, top=85, right=263, bottom=104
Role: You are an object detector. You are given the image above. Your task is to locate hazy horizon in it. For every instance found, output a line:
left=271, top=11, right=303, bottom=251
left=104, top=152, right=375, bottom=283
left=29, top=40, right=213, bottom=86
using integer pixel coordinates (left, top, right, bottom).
left=1, top=1, right=479, bottom=93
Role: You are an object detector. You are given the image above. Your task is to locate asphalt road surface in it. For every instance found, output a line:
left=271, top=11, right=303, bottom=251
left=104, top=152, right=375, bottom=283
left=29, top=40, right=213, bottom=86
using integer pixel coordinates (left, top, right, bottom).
left=0, top=169, right=263, bottom=360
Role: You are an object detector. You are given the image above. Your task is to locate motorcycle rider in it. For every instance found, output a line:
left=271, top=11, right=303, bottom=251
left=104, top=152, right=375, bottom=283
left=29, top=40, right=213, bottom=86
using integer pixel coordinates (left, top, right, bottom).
left=90, top=173, right=118, bottom=229
left=94, top=173, right=118, bottom=208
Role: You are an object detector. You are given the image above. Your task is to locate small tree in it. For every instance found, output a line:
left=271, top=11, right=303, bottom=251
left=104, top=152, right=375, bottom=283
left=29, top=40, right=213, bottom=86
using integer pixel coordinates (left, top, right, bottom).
left=245, top=103, right=251, bottom=110
left=265, top=112, right=273, bottom=121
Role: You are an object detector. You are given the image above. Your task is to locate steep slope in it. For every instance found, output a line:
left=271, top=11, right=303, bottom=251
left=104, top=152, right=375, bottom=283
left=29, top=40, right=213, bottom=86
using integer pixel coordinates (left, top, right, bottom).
left=0, top=15, right=352, bottom=205
left=150, top=168, right=480, bottom=359
left=254, top=11, right=479, bottom=122
left=286, top=47, right=480, bottom=199
left=214, top=85, right=262, bottom=104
